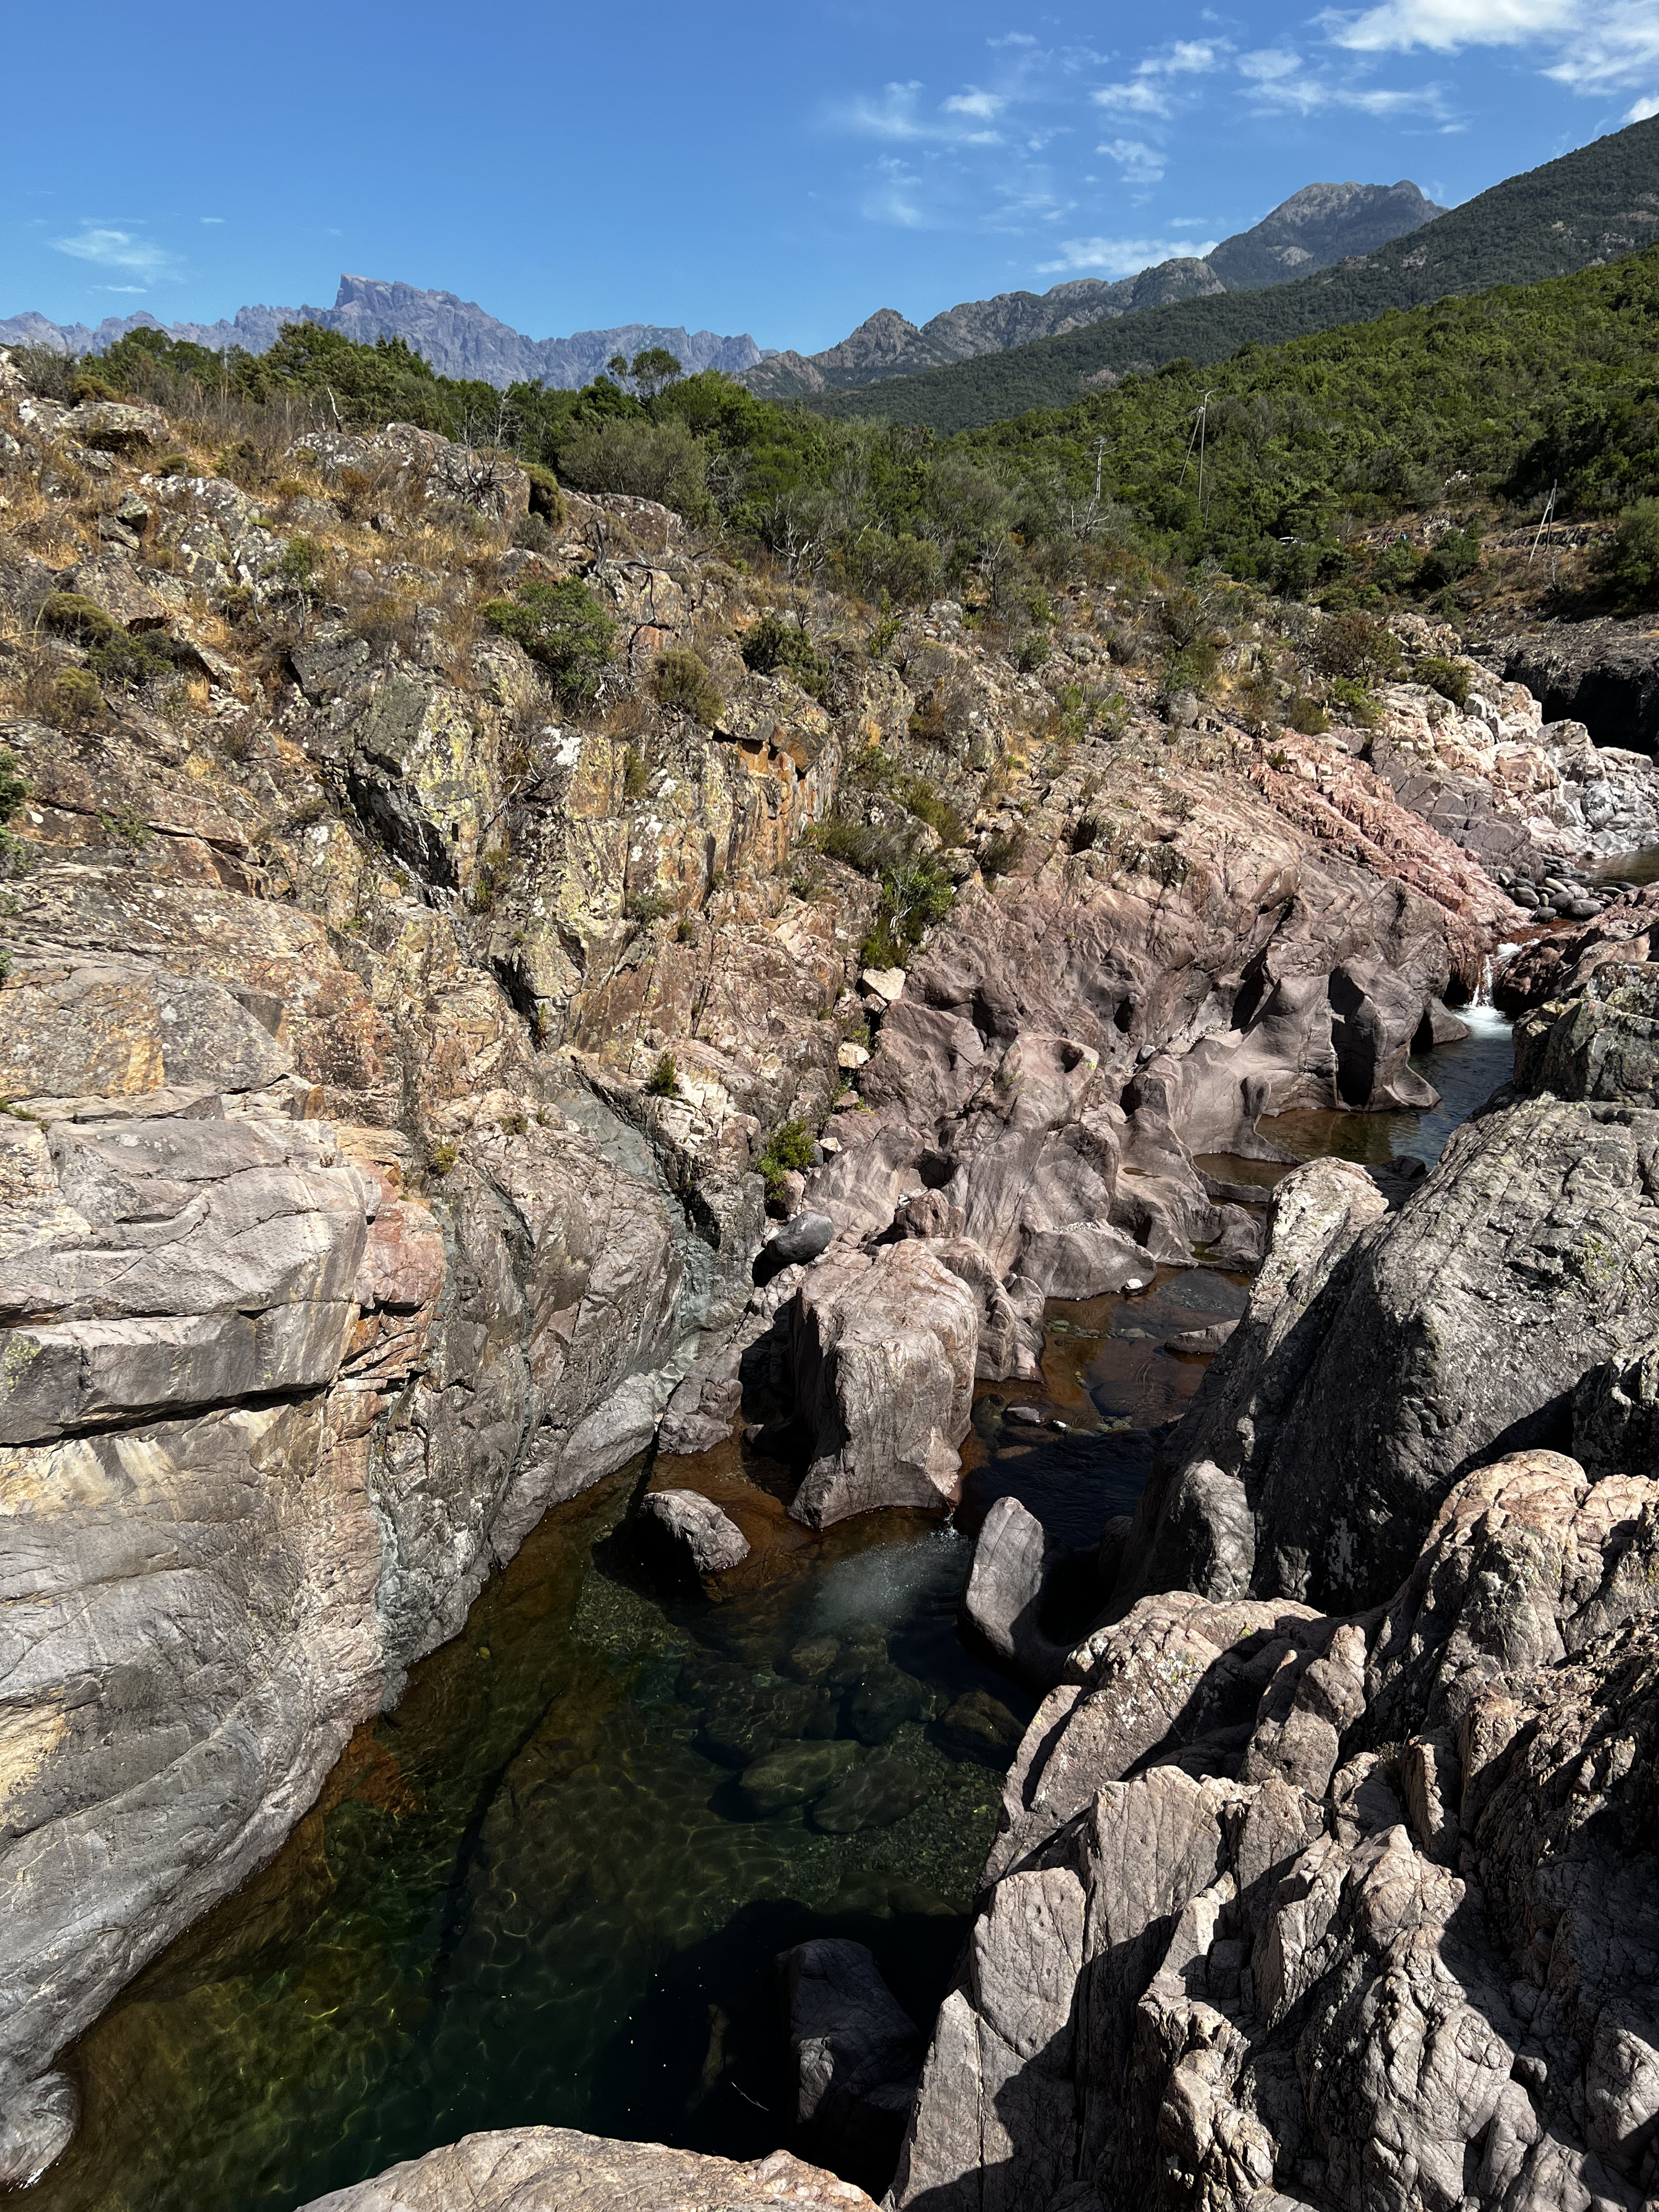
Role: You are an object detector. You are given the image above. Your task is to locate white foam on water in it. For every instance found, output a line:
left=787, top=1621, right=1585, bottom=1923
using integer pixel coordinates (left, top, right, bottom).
left=807, top=1525, right=970, bottom=1636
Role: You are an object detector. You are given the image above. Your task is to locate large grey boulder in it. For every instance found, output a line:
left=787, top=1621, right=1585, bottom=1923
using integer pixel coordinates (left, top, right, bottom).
left=894, top=1448, right=1659, bottom=2212
left=788, top=1239, right=978, bottom=1528
left=1123, top=1099, right=1659, bottom=1611
left=779, top=1938, right=923, bottom=2164
left=1513, top=959, right=1659, bottom=1102
left=295, top=2127, right=877, bottom=2210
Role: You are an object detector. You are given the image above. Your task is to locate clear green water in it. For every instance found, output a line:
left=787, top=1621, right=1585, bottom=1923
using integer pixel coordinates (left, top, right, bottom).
left=28, top=1477, right=1031, bottom=2212
left=24, top=1012, right=1516, bottom=2212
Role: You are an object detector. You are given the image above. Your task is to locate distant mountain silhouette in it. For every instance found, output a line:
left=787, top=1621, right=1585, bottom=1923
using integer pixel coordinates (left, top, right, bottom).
left=739, top=180, right=1443, bottom=400
left=0, top=274, right=768, bottom=391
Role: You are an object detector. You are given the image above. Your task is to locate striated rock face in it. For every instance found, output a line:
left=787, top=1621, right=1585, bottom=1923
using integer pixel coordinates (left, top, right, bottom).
left=893, top=1446, right=1659, bottom=2212
left=294, top=2127, right=877, bottom=2210
left=1496, top=617, right=1659, bottom=757
left=789, top=1240, right=979, bottom=1527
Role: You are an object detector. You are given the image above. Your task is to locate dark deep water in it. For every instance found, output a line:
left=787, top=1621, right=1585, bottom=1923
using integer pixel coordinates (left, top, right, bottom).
left=26, top=994, right=1525, bottom=2212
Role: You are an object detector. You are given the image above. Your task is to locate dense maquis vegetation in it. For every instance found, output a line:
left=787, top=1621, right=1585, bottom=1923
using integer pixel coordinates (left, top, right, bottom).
left=25, top=237, right=1659, bottom=617
left=812, top=113, right=1659, bottom=434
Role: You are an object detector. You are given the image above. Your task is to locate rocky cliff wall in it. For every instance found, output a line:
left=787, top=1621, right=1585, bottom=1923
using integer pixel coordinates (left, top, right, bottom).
left=0, top=350, right=1633, bottom=2193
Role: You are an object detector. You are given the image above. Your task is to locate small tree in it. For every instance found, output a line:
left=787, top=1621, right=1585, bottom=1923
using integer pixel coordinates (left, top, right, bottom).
left=482, top=578, right=617, bottom=705
left=652, top=647, right=722, bottom=725
left=1595, top=500, right=1659, bottom=612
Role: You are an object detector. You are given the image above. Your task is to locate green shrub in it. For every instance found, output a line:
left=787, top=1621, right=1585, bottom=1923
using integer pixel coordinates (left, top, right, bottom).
left=838, top=530, right=942, bottom=607
left=1016, top=630, right=1052, bottom=673
left=482, top=577, right=617, bottom=705
left=1415, top=520, right=1482, bottom=593
left=622, top=747, right=650, bottom=800
left=651, top=647, right=723, bottom=725
left=1284, top=693, right=1330, bottom=735
left=520, top=460, right=564, bottom=523
left=646, top=1052, right=679, bottom=1096
left=39, top=592, right=118, bottom=645
left=1595, top=500, right=1659, bottom=612
left=740, top=612, right=831, bottom=700
left=1312, top=611, right=1402, bottom=686
left=978, top=828, right=1026, bottom=880
left=1329, top=676, right=1381, bottom=727
left=44, top=669, right=104, bottom=728
left=556, top=414, right=711, bottom=520
left=276, top=536, right=326, bottom=587
left=861, top=853, right=956, bottom=969
left=758, top=1117, right=814, bottom=1202
left=625, top=889, right=675, bottom=923
left=810, top=817, right=900, bottom=876
left=427, top=1140, right=460, bottom=1176
left=153, top=453, right=192, bottom=478
left=1416, top=653, right=1472, bottom=709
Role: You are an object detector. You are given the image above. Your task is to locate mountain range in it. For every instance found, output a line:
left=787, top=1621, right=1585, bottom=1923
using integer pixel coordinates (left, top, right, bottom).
left=0, top=273, right=768, bottom=390
left=812, top=114, right=1659, bottom=434
left=738, top=180, right=1443, bottom=401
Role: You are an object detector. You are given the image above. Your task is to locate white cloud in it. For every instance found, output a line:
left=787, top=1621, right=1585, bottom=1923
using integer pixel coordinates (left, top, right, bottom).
left=1329, top=0, right=1577, bottom=50
left=943, top=88, right=1005, bottom=119
left=1239, top=47, right=1302, bottom=79
left=989, top=30, right=1037, bottom=45
left=51, top=226, right=182, bottom=276
left=1092, top=77, right=1172, bottom=115
left=1039, top=234, right=1220, bottom=274
left=1097, top=137, right=1167, bottom=182
left=837, top=80, right=1004, bottom=143
left=861, top=158, right=928, bottom=227
left=96, top=284, right=148, bottom=294
left=1157, top=39, right=1227, bottom=72
left=200, top=216, right=225, bottom=225
left=1327, top=0, right=1659, bottom=93
left=1628, top=89, right=1659, bottom=117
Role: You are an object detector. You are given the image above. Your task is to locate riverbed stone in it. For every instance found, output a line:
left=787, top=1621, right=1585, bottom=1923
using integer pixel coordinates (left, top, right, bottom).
left=811, top=1759, right=928, bottom=1833
left=779, top=1938, right=922, bottom=2165
left=638, top=1488, right=751, bottom=1574
left=735, top=1741, right=859, bottom=1817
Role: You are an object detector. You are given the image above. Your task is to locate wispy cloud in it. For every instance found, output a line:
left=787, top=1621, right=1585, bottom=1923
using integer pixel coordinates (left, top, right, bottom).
left=1325, top=0, right=1659, bottom=94
left=1628, top=89, right=1659, bottom=117
left=200, top=216, right=225, bottom=226
left=96, top=284, right=149, bottom=295
left=51, top=226, right=182, bottom=278
left=943, top=88, right=1004, bottom=119
left=1235, top=46, right=1453, bottom=114
left=1039, top=233, right=1220, bottom=274
left=1098, top=137, right=1167, bottom=183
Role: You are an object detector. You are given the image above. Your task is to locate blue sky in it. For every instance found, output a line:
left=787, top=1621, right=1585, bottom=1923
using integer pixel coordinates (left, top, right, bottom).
left=4, top=1, right=1655, bottom=353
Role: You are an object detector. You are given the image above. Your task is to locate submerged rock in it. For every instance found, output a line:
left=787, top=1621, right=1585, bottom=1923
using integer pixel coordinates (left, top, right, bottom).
left=779, top=1938, right=922, bottom=2166
left=811, top=1760, right=928, bottom=1833
left=735, top=1741, right=858, bottom=1818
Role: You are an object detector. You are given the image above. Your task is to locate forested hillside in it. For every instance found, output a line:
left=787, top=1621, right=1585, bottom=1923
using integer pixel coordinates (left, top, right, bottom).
left=27, top=235, right=1659, bottom=621
left=810, top=114, right=1659, bottom=433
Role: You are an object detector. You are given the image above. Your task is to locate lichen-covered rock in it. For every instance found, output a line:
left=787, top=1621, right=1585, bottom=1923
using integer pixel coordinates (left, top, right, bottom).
left=294, top=2127, right=878, bottom=2210
left=1512, top=958, right=1659, bottom=1102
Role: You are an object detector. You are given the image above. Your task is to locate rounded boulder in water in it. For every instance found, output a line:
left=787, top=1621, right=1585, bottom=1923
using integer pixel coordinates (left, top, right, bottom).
left=735, top=1740, right=859, bottom=1818
left=811, top=1759, right=928, bottom=1833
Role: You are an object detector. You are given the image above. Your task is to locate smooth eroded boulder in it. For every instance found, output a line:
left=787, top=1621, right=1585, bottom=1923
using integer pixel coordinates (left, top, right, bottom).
left=788, top=1240, right=978, bottom=1528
